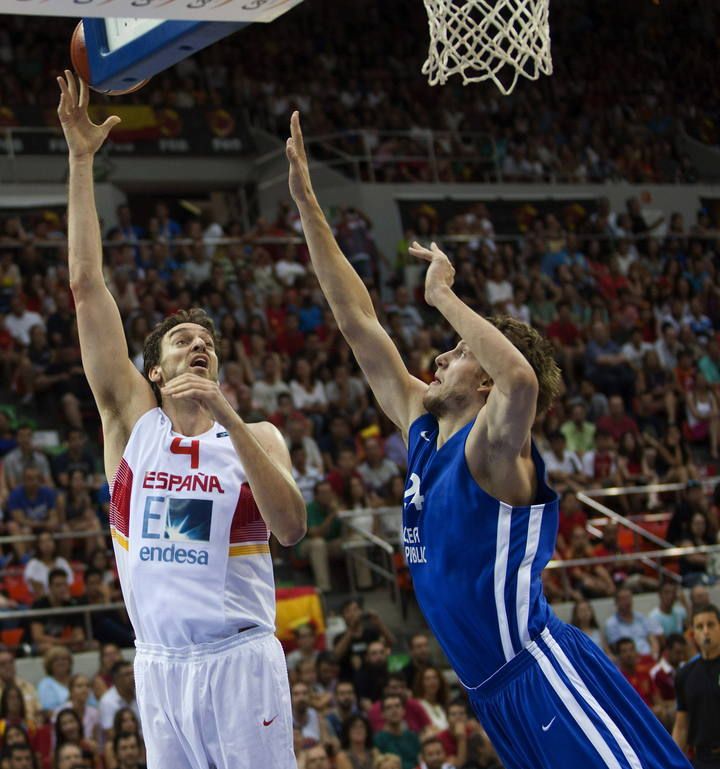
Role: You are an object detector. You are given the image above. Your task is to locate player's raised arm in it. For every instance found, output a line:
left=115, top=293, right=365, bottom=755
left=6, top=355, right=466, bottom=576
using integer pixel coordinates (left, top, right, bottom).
left=58, top=71, right=154, bottom=473
left=409, top=242, right=559, bottom=461
left=286, top=112, right=426, bottom=435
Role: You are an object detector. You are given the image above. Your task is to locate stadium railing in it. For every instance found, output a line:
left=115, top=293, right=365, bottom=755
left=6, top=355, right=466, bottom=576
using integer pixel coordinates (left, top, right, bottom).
left=255, top=128, right=502, bottom=185
left=0, top=601, right=126, bottom=647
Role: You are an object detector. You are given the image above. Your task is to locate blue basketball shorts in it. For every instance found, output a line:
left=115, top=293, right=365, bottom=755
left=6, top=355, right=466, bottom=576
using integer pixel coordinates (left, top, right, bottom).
left=467, top=616, right=691, bottom=769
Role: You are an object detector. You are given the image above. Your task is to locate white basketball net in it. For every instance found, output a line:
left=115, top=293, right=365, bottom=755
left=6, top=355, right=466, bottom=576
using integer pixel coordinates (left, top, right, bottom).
left=422, top=0, right=553, bottom=95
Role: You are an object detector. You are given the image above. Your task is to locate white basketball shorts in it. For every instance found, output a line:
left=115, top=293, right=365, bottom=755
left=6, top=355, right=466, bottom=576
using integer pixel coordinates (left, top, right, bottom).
left=134, top=627, right=294, bottom=769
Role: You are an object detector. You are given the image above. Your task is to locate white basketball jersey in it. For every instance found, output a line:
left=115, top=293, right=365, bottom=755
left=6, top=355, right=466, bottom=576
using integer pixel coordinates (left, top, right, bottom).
left=109, top=408, right=275, bottom=648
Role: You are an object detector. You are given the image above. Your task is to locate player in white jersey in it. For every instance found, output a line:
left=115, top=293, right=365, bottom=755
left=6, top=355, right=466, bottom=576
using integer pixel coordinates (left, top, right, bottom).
left=57, top=72, right=307, bottom=769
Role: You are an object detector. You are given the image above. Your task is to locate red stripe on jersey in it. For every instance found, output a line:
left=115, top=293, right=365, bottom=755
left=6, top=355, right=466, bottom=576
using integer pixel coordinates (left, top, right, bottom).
left=109, top=458, right=132, bottom=538
left=230, top=482, right=269, bottom=543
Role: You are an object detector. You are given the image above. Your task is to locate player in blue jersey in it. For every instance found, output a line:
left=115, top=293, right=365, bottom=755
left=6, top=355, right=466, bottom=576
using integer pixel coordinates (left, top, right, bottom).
left=287, top=112, right=692, bottom=769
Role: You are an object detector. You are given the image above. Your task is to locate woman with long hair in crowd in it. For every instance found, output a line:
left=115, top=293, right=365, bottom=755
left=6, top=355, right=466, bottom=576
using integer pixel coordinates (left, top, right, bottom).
left=336, top=714, right=379, bottom=769
left=570, top=599, right=606, bottom=650
left=103, top=707, right=143, bottom=769
left=0, top=723, right=36, bottom=769
left=0, top=686, right=38, bottom=755
left=678, top=511, right=715, bottom=586
left=91, top=643, right=121, bottom=701
left=56, top=674, right=100, bottom=746
left=56, top=470, right=104, bottom=558
left=413, top=665, right=449, bottom=731
left=685, top=372, right=720, bottom=459
left=87, top=548, right=119, bottom=598
left=53, top=708, right=101, bottom=769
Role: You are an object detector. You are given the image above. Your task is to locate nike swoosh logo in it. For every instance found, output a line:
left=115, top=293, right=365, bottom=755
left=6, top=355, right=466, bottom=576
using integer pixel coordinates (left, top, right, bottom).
left=541, top=716, right=556, bottom=732
left=420, top=430, right=431, bottom=442
left=263, top=716, right=277, bottom=727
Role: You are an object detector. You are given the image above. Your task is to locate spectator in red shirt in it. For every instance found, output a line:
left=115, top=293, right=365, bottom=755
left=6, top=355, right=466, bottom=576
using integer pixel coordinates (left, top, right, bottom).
left=581, top=430, right=620, bottom=486
left=673, top=348, right=696, bottom=397
left=326, top=448, right=362, bottom=505
left=615, top=637, right=662, bottom=718
left=437, top=700, right=499, bottom=769
left=557, top=491, right=587, bottom=551
left=366, top=673, right=431, bottom=736
left=547, top=301, right=585, bottom=391
left=564, top=526, right=616, bottom=600
left=274, top=312, right=307, bottom=357
left=649, top=633, right=688, bottom=729
left=596, top=395, right=639, bottom=443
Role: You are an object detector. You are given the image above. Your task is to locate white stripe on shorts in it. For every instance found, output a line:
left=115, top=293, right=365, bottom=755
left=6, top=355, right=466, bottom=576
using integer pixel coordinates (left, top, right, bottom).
left=494, top=501, right=515, bottom=661
left=542, top=629, right=644, bottom=769
left=528, top=642, right=624, bottom=769
left=515, top=503, right=545, bottom=647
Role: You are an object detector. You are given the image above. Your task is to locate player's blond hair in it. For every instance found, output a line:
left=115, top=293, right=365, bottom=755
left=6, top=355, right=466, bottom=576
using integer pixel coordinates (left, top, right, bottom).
left=487, top=316, right=561, bottom=415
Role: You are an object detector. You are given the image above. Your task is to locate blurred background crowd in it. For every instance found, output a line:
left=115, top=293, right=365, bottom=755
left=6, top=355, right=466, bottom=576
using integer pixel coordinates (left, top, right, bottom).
left=1, top=0, right=719, bottom=182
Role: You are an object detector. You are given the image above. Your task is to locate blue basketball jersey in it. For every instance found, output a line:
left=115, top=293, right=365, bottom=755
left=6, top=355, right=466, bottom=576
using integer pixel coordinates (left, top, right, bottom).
left=403, top=412, right=559, bottom=686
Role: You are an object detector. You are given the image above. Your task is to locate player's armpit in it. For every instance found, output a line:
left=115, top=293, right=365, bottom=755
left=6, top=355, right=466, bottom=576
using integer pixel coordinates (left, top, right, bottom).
left=342, top=314, right=427, bottom=435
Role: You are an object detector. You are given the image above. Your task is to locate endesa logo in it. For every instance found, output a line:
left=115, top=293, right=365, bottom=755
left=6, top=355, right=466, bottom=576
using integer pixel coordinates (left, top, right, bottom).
left=139, top=543, right=208, bottom=565
left=140, top=496, right=213, bottom=566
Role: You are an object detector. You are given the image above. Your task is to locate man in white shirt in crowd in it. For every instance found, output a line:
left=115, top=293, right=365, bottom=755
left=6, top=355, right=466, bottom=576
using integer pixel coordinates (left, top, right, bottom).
left=2, top=425, right=53, bottom=490
left=358, top=438, right=399, bottom=496
left=605, top=587, right=663, bottom=659
left=99, top=661, right=140, bottom=742
left=4, top=294, right=44, bottom=348
left=541, top=431, right=587, bottom=493
left=290, top=444, right=324, bottom=503
left=649, top=581, right=687, bottom=637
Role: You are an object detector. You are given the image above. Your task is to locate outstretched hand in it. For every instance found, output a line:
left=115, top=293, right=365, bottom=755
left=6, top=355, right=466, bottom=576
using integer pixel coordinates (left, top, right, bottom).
left=57, top=70, right=121, bottom=159
left=408, top=241, right=455, bottom=307
left=286, top=111, right=316, bottom=206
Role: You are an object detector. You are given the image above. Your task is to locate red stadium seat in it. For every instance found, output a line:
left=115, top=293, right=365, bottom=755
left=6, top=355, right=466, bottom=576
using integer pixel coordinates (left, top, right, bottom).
left=3, top=570, right=35, bottom=606
left=0, top=628, right=24, bottom=649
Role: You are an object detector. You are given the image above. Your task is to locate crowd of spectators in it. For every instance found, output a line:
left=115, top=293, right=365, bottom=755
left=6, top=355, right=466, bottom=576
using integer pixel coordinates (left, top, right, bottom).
left=1, top=186, right=720, bottom=766
left=1, top=0, right=718, bottom=182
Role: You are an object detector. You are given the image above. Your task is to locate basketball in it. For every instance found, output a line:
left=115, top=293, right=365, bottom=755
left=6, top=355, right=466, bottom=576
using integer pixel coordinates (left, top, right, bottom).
left=70, top=21, right=149, bottom=96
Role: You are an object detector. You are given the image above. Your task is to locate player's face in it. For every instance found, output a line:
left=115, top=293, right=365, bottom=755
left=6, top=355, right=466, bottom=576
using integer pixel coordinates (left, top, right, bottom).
left=424, top=341, right=487, bottom=417
left=693, top=611, right=720, bottom=657
left=158, top=323, right=218, bottom=385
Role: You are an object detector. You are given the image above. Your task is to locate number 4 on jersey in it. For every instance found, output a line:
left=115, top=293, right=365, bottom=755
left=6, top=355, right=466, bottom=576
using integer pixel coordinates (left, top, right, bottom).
left=170, top=438, right=200, bottom=469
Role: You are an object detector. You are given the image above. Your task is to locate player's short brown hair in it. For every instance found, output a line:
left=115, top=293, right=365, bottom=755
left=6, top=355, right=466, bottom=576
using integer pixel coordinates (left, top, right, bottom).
left=143, top=309, right=219, bottom=404
left=486, top=316, right=562, bottom=415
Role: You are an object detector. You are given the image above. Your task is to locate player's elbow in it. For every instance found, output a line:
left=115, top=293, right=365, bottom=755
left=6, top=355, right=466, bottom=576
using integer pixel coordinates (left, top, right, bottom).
left=276, top=521, right=307, bottom=547
left=69, top=271, right=104, bottom=300
left=275, top=508, right=307, bottom=546
left=508, top=365, right=539, bottom=395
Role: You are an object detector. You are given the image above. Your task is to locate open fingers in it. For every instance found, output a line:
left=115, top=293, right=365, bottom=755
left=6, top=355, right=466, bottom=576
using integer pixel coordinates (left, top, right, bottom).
left=408, top=241, right=434, bottom=261
left=57, top=77, right=70, bottom=117
left=79, top=76, right=89, bottom=111
left=64, top=70, right=78, bottom=107
left=290, top=111, right=308, bottom=164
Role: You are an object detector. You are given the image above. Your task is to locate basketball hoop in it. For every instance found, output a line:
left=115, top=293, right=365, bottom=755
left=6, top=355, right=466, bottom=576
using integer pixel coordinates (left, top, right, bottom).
left=422, top=0, right=553, bottom=95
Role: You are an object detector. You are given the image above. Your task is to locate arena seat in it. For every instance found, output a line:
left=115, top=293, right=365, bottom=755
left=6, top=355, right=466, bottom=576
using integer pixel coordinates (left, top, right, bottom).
left=3, top=569, right=34, bottom=605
